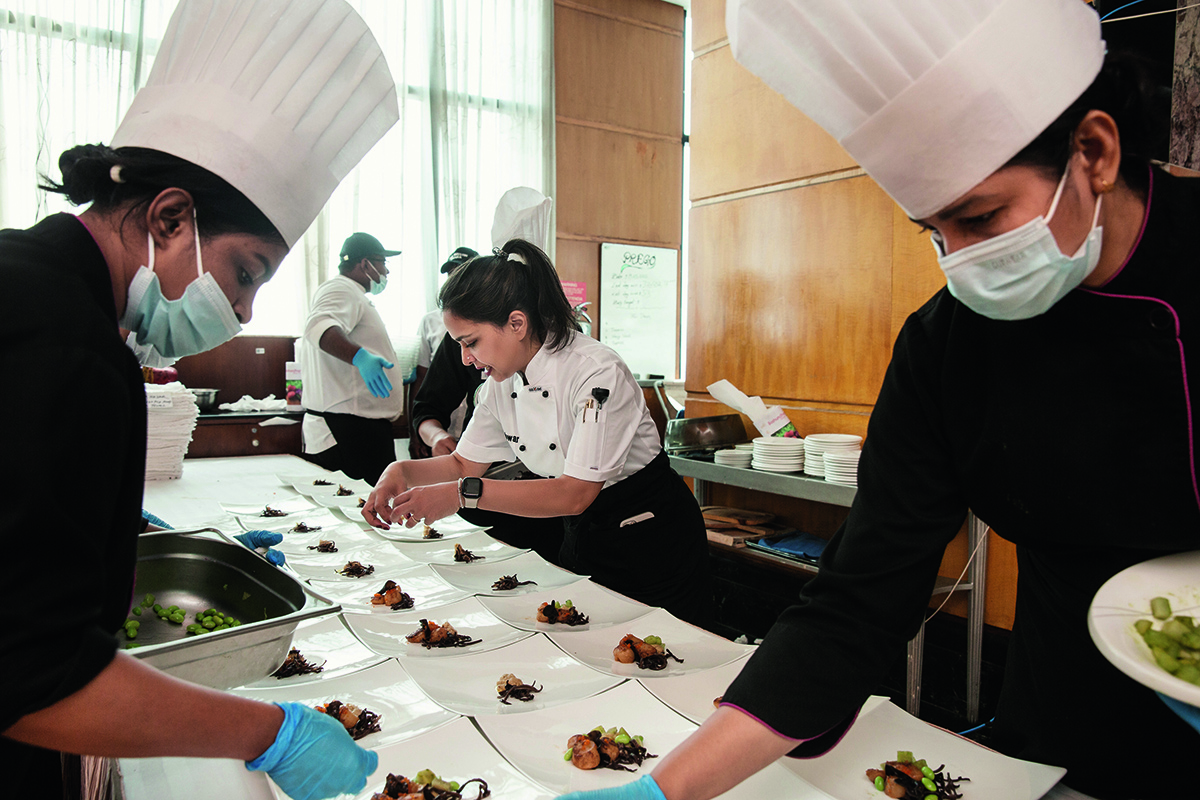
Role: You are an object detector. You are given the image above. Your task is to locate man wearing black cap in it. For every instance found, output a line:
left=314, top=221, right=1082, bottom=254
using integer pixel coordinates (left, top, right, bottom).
left=299, top=232, right=404, bottom=483
left=408, top=246, right=477, bottom=458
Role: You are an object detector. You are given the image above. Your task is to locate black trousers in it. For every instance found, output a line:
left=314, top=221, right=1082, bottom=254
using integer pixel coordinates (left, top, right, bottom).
left=302, top=411, right=395, bottom=485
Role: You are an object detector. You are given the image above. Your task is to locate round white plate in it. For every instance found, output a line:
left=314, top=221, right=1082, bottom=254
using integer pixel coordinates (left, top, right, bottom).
left=753, top=462, right=802, bottom=473
left=478, top=579, right=655, bottom=633
left=1089, top=550, right=1200, bottom=706
left=804, top=433, right=862, bottom=445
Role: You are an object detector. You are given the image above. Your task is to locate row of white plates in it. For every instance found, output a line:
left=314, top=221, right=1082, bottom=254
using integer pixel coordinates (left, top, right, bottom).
left=713, top=435, right=862, bottom=481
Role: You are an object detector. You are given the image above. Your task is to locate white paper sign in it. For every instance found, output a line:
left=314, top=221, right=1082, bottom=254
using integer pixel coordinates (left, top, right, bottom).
left=599, top=243, right=678, bottom=378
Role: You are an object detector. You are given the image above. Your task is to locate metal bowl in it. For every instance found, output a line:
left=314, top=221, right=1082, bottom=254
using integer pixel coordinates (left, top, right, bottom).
left=127, top=530, right=339, bottom=689
left=664, top=414, right=749, bottom=454
left=188, top=388, right=219, bottom=413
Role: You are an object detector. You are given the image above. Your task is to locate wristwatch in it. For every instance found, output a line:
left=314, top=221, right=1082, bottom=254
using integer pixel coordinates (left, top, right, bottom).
left=459, top=477, right=483, bottom=509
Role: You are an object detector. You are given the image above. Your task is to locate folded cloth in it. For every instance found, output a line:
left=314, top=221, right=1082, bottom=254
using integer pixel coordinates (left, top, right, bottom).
left=755, top=532, right=828, bottom=560
left=218, top=394, right=288, bottom=412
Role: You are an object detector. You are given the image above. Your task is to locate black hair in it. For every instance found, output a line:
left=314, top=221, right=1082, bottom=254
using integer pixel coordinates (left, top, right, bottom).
left=1005, top=50, right=1168, bottom=197
left=438, top=238, right=579, bottom=352
left=40, top=144, right=285, bottom=245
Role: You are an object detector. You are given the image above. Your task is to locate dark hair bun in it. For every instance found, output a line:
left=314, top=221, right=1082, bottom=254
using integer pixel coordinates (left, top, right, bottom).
left=55, top=144, right=120, bottom=205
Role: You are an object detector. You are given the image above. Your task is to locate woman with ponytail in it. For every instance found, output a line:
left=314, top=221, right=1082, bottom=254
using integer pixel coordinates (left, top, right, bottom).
left=364, top=238, right=712, bottom=623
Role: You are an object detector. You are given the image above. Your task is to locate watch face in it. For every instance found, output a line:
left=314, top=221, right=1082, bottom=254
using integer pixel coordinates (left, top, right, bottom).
left=462, top=477, right=483, bottom=498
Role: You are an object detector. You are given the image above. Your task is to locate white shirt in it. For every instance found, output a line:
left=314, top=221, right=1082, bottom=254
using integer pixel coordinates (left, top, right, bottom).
left=300, top=274, right=403, bottom=452
left=416, top=309, right=446, bottom=369
left=455, top=333, right=659, bottom=487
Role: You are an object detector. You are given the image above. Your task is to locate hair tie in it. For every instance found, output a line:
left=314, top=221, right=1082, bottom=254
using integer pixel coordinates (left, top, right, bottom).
left=110, top=165, right=126, bottom=184
left=507, top=252, right=527, bottom=264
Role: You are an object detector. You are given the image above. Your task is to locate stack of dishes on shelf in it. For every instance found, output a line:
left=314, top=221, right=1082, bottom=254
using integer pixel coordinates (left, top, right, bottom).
left=804, top=433, right=863, bottom=478
left=750, top=436, right=805, bottom=472
left=713, top=446, right=752, bottom=468
left=822, top=449, right=862, bottom=486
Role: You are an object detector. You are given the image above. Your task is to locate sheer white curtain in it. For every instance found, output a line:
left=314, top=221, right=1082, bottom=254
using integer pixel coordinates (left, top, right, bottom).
left=1, top=0, right=555, bottom=373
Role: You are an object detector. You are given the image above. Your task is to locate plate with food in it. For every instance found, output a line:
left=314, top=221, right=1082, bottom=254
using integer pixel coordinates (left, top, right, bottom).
left=234, top=507, right=346, bottom=535
left=317, top=716, right=554, bottom=800
left=340, top=596, right=533, bottom=659
left=289, top=478, right=373, bottom=498
left=400, top=632, right=623, bottom=716
left=312, top=491, right=371, bottom=509
left=236, top=615, right=389, bottom=688
left=431, top=551, right=585, bottom=595
left=780, top=695, right=1065, bottom=800
left=638, top=652, right=753, bottom=724
left=283, top=542, right=418, bottom=583
left=267, top=524, right=387, bottom=557
left=546, top=607, right=754, bottom=679
left=232, top=658, right=457, bottom=750
left=474, top=680, right=821, bottom=798
left=395, top=530, right=529, bottom=566
left=221, top=497, right=318, bottom=519
left=1089, top=549, right=1200, bottom=706
left=307, top=563, right=470, bottom=614
left=369, top=514, right=490, bottom=542
left=478, top=580, right=655, bottom=633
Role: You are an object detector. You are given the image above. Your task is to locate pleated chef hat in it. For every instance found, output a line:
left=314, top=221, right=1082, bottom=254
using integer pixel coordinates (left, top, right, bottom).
left=726, top=0, right=1105, bottom=220
left=491, top=187, right=554, bottom=251
left=111, top=0, right=399, bottom=247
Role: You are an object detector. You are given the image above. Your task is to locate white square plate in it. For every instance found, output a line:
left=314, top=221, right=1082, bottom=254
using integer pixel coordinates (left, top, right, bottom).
left=290, top=477, right=373, bottom=498
left=401, top=633, right=624, bottom=716
left=236, top=614, right=388, bottom=688
left=474, top=681, right=823, bottom=798
left=780, top=695, right=1066, bottom=800
left=370, top=513, right=489, bottom=542
left=308, top=564, right=470, bottom=615
left=235, top=507, right=346, bottom=534
left=478, top=579, right=654, bottom=633
left=341, top=596, right=534, bottom=658
left=221, top=497, right=318, bottom=518
left=269, top=525, right=388, bottom=557
left=232, top=659, right=458, bottom=750
left=546, top=607, right=754, bottom=679
left=638, top=653, right=753, bottom=724
left=276, top=470, right=353, bottom=487
left=313, top=492, right=371, bottom=509
left=431, top=551, right=585, bottom=596
left=394, top=530, right=529, bottom=566
left=285, top=542, right=418, bottom=582
left=318, top=716, right=554, bottom=800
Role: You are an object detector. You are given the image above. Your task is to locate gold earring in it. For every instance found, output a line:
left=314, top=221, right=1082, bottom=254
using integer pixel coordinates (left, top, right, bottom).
left=1099, top=179, right=1115, bottom=194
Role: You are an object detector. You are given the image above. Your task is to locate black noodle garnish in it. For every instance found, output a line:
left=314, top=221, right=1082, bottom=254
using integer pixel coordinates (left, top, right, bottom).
left=271, top=648, right=326, bottom=678
left=587, top=729, right=658, bottom=772
left=313, top=479, right=333, bottom=486
left=293, top=521, right=323, bottom=533
left=407, top=619, right=482, bottom=649
left=338, top=561, right=375, bottom=578
left=497, top=681, right=542, bottom=705
left=883, top=763, right=970, bottom=800
left=261, top=506, right=288, bottom=517
left=307, top=540, right=337, bottom=552
left=454, top=544, right=484, bottom=563
left=321, top=700, right=381, bottom=741
left=492, top=575, right=538, bottom=591
left=636, top=649, right=684, bottom=671
left=336, top=484, right=354, bottom=496
left=377, top=775, right=490, bottom=800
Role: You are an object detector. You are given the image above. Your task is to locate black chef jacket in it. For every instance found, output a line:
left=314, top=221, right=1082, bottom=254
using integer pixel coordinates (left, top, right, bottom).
left=722, top=167, right=1200, bottom=800
left=0, top=214, right=146, bottom=797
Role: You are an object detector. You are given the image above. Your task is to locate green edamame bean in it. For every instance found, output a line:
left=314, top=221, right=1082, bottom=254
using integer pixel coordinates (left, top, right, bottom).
left=926, top=795, right=938, bottom=800
left=874, top=775, right=885, bottom=791
left=614, top=734, right=631, bottom=744
left=143, top=593, right=155, bottom=607
left=132, top=606, right=142, bottom=616
left=921, top=765, right=934, bottom=779
left=125, top=629, right=137, bottom=640
left=152, top=604, right=163, bottom=613
left=563, top=750, right=572, bottom=761
left=202, top=618, right=216, bottom=629
left=1151, top=596, right=1173, bottom=620
left=921, top=777, right=937, bottom=792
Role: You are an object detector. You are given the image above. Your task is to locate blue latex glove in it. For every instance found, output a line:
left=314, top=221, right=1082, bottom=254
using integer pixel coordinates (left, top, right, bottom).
left=352, top=347, right=394, bottom=398
left=247, top=702, right=378, bottom=800
left=233, top=530, right=286, bottom=566
left=142, top=509, right=173, bottom=529
left=558, top=775, right=666, bottom=800
left=1158, top=691, right=1200, bottom=733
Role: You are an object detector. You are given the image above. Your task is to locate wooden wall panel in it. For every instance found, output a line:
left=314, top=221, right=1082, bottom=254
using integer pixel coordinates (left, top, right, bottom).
left=559, top=0, right=685, bottom=31
left=554, top=237, right=603, bottom=334
left=556, top=5, right=684, bottom=136
left=686, top=176, right=894, bottom=405
left=692, top=0, right=726, bottom=52
left=890, top=205, right=947, bottom=344
left=691, top=46, right=855, bottom=201
left=173, top=335, right=296, bottom=408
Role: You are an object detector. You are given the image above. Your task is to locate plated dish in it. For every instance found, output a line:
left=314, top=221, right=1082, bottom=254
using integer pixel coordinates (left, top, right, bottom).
left=399, top=633, right=623, bottom=716
left=308, top=564, right=470, bottom=615
left=545, top=607, right=754, bottom=679
left=396, top=530, right=529, bottom=566
left=1089, top=549, right=1200, bottom=706
left=267, top=524, right=388, bottom=557
left=341, top=596, right=533, bottom=659
left=478, top=579, right=654, bottom=633
left=289, top=478, right=373, bottom=498
left=235, top=615, right=388, bottom=687
left=371, top=517, right=492, bottom=543
left=221, top=497, right=318, bottom=518
left=432, top=551, right=585, bottom=595
left=234, top=509, right=344, bottom=535
left=312, top=492, right=370, bottom=509
left=283, top=542, right=417, bottom=582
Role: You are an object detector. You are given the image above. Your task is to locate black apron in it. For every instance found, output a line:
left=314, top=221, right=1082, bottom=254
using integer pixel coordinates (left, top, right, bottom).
left=560, top=451, right=712, bottom=627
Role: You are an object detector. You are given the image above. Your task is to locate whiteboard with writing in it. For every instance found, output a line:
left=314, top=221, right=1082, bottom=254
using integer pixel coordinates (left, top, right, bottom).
left=599, top=243, right=678, bottom=378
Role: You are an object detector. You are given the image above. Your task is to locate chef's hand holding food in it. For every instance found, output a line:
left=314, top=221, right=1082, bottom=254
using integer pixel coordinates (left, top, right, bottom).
left=246, top=702, right=378, bottom=800
left=233, top=529, right=287, bottom=566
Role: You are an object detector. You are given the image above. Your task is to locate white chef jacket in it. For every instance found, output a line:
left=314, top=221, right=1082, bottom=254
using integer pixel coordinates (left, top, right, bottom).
left=414, top=307, right=467, bottom=439
left=300, top=274, right=403, bottom=453
left=455, top=333, right=659, bottom=487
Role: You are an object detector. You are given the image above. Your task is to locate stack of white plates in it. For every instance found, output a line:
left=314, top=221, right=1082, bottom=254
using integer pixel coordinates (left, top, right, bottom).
left=822, top=449, right=862, bottom=486
left=714, top=448, right=752, bottom=468
left=751, top=436, right=805, bottom=472
left=804, top=433, right=863, bottom=478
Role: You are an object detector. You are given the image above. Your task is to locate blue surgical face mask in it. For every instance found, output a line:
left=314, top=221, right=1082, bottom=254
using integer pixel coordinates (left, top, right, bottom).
left=120, top=212, right=243, bottom=358
left=934, top=159, right=1104, bottom=321
left=365, top=260, right=387, bottom=295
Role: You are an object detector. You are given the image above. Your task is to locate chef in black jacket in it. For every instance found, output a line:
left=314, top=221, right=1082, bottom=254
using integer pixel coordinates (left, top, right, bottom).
left=0, top=2, right=395, bottom=798
left=559, top=2, right=1197, bottom=800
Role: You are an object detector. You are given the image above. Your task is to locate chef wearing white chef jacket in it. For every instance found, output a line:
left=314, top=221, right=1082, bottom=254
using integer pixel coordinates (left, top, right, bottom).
left=364, top=238, right=711, bottom=623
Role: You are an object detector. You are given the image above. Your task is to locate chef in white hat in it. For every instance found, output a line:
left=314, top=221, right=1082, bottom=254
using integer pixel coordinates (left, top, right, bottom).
left=0, top=1, right=397, bottom=798
left=558, top=2, right=1197, bottom=800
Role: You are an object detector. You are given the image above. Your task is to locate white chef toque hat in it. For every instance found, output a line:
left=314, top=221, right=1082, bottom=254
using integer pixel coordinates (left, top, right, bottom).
left=111, top=0, right=399, bottom=248
left=491, top=187, right=554, bottom=251
left=726, top=0, right=1105, bottom=220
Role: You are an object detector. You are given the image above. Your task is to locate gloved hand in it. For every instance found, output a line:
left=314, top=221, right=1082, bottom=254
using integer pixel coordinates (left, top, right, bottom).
left=246, top=702, right=378, bottom=800
left=352, top=348, right=394, bottom=398
left=558, top=774, right=666, bottom=800
left=233, top=530, right=286, bottom=566
left=141, top=509, right=173, bottom=530
left=1158, top=692, right=1200, bottom=733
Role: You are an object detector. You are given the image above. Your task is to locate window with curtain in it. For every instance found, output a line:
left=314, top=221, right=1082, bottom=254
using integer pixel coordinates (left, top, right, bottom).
left=0, top=0, right=553, bottom=371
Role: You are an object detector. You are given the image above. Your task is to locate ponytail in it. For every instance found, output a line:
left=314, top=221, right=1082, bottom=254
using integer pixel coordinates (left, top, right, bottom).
left=438, top=238, right=580, bottom=351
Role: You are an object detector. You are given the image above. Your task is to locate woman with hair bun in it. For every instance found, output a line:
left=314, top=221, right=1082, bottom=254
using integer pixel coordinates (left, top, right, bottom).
left=364, top=238, right=712, bottom=624
left=0, top=2, right=397, bottom=798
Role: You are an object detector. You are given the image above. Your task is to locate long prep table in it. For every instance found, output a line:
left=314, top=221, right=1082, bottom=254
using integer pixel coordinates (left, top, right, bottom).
left=114, top=455, right=1075, bottom=800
